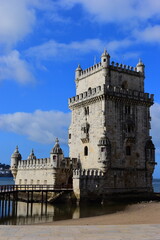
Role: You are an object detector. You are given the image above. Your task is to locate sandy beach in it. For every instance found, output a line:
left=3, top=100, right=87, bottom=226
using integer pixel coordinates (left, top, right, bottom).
left=40, top=201, right=160, bottom=226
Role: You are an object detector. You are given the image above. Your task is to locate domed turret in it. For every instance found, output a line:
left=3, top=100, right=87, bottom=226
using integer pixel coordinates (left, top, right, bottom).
left=101, top=49, right=110, bottom=76
left=50, top=138, right=64, bottom=168
left=50, top=138, right=63, bottom=154
left=75, top=64, right=82, bottom=80
left=28, top=149, right=36, bottom=160
left=11, top=146, right=22, bottom=179
left=136, top=59, right=145, bottom=74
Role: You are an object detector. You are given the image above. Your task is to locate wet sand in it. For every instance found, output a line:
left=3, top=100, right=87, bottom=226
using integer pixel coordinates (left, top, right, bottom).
left=41, top=201, right=160, bottom=225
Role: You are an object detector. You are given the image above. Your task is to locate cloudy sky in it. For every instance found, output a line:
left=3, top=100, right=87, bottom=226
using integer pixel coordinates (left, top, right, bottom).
left=0, top=0, right=159, bottom=177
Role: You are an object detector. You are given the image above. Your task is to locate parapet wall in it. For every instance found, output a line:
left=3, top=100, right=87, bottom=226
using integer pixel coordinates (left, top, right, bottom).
left=78, top=61, right=141, bottom=80
left=18, top=158, right=51, bottom=169
left=73, top=169, right=104, bottom=178
left=69, top=84, right=154, bottom=107
left=106, top=85, right=154, bottom=103
left=110, top=61, right=138, bottom=73
left=69, top=85, right=105, bottom=106
left=78, top=62, right=102, bottom=80
left=17, top=157, right=71, bottom=170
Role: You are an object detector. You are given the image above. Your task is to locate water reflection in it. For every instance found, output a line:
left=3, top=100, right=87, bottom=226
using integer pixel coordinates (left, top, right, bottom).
left=0, top=199, right=127, bottom=225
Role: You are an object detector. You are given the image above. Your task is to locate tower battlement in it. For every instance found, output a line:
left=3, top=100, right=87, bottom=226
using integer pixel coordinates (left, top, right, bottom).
left=69, top=84, right=154, bottom=107
left=73, top=169, right=104, bottom=177
left=69, top=85, right=104, bottom=106
left=76, top=60, right=143, bottom=81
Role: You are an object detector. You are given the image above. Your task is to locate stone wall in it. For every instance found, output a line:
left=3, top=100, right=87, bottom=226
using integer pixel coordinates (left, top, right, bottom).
left=70, top=52, right=156, bottom=201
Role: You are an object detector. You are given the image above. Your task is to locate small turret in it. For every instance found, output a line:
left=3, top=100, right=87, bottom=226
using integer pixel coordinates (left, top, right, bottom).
left=136, top=59, right=145, bottom=74
left=98, top=132, right=111, bottom=170
left=11, top=146, right=22, bottom=179
left=75, top=64, right=82, bottom=80
left=28, top=149, right=36, bottom=160
left=101, top=49, right=110, bottom=77
left=50, top=138, right=64, bottom=168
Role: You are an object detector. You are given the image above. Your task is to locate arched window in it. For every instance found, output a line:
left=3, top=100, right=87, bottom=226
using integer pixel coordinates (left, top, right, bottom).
left=84, top=146, right=88, bottom=156
left=126, top=146, right=131, bottom=156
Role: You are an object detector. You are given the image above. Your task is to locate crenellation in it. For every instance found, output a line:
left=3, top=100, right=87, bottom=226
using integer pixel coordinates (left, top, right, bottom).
left=69, top=84, right=153, bottom=108
left=73, top=169, right=104, bottom=178
left=11, top=50, right=156, bottom=202
left=110, top=61, right=139, bottom=74
left=69, top=85, right=104, bottom=106
left=70, top=50, right=156, bottom=201
left=78, top=62, right=102, bottom=79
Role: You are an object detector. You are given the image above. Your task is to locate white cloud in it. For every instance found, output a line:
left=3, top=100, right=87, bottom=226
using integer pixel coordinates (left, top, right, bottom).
left=26, top=39, right=105, bottom=60
left=26, top=38, right=136, bottom=61
left=151, top=102, right=160, bottom=154
left=134, top=25, right=160, bottom=44
left=0, top=0, right=55, bottom=48
left=0, top=110, right=71, bottom=144
left=60, top=0, right=160, bottom=23
left=0, top=0, right=35, bottom=48
left=0, top=50, right=35, bottom=84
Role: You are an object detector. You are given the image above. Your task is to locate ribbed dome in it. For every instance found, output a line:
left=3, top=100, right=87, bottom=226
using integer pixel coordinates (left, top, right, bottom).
left=136, top=59, right=144, bottom=67
left=28, top=149, right=36, bottom=160
left=76, top=64, right=82, bottom=71
left=50, top=138, right=63, bottom=154
left=11, top=146, right=22, bottom=159
left=98, top=133, right=110, bottom=146
left=101, top=49, right=110, bottom=57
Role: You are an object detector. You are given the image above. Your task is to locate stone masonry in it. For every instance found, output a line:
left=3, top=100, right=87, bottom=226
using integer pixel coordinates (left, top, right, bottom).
left=10, top=139, right=76, bottom=186
left=10, top=50, right=156, bottom=202
left=69, top=50, right=156, bottom=201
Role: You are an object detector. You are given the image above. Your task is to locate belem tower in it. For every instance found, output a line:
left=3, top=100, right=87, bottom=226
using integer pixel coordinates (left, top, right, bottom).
left=11, top=50, right=156, bottom=201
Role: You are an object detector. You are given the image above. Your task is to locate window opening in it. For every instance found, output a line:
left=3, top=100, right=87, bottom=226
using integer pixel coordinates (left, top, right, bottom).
left=101, top=147, right=106, bottom=152
left=84, top=146, right=88, bottom=156
left=126, top=146, right=131, bottom=156
left=84, top=106, right=89, bottom=115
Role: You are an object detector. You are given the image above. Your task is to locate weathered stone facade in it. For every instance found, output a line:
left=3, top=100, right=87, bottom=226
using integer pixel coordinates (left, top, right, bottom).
left=11, top=50, right=156, bottom=201
left=69, top=50, right=156, bottom=200
left=10, top=139, right=75, bottom=186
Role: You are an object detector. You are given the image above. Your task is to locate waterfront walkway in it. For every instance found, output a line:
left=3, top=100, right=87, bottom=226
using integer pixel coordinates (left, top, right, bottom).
left=0, top=225, right=160, bottom=240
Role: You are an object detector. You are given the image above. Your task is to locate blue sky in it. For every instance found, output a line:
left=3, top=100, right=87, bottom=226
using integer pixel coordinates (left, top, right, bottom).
left=0, top=0, right=159, bottom=177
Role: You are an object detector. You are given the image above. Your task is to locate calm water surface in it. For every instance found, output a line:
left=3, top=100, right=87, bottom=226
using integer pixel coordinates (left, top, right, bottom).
left=0, top=177, right=159, bottom=225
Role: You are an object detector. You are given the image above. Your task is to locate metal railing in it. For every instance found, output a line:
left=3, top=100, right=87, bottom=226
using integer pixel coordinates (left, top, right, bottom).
left=0, top=184, right=73, bottom=193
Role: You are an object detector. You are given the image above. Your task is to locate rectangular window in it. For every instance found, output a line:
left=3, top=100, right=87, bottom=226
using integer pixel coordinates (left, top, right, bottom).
left=125, top=106, right=131, bottom=114
left=126, top=146, right=131, bottom=156
left=101, top=147, right=106, bottom=152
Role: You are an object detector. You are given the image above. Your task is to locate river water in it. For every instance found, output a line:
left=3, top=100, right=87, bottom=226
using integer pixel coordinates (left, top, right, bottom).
left=0, top=177, right=160, bottom=225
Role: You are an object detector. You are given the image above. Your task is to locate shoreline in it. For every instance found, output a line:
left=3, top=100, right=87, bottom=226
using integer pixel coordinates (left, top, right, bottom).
left=36, top=201, right=160, bottom=226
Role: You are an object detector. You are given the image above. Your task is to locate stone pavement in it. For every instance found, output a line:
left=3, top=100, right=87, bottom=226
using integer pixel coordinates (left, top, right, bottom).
left=0, top=225, right=160, bottom=240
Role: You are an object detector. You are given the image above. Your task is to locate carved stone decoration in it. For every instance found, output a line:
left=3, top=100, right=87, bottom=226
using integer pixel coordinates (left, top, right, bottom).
left=98, top=135, right=111, bottom=169
left=81, top=122, right=90, bottom=143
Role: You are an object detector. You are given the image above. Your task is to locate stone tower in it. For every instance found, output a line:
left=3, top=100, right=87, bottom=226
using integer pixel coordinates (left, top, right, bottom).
left=69, top=50, right=156, bottom=200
